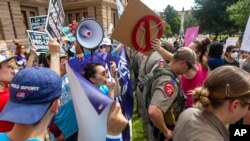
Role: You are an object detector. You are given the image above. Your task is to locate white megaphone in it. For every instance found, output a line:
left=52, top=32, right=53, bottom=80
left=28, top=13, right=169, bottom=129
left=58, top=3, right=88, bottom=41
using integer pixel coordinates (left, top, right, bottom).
left=76, top=18, right=104, bottom=49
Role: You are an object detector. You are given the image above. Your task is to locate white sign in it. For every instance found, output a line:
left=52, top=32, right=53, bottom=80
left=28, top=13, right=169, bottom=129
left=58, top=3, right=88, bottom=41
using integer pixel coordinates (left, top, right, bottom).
left=116, top=0, right=124, bottom=18
left=27, top=30, right=49, bottom=53
left=224, top=37, right=239, bottom=51
left=241, top=16, right=250, bottom=52
left=45, top=0, right=65, bottom=40
left=196, top=34, right=209, bottom=41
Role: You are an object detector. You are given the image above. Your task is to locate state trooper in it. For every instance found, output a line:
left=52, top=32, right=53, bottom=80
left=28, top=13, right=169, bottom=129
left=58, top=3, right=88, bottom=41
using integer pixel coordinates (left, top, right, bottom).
left=145, top=46, right=197, bottom=141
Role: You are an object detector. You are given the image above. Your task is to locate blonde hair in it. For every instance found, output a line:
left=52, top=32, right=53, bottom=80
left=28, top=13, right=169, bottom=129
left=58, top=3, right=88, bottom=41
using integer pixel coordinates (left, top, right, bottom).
left=193, top=66, right=250, bottom=108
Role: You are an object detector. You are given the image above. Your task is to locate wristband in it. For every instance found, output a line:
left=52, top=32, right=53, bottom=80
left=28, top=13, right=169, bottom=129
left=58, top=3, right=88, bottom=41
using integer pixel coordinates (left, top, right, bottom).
left=106, top=134, right=121, bottom=139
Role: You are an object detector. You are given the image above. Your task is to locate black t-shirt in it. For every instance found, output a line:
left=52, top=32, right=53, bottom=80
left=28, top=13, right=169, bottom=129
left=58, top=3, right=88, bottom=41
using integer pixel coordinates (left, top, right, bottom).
left=224, top=58, right=240, bottom=67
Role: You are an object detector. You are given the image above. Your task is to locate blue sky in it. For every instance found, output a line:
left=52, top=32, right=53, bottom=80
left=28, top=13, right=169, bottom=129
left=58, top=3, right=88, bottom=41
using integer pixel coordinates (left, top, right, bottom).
left=141, top=0, right=195, bottom=12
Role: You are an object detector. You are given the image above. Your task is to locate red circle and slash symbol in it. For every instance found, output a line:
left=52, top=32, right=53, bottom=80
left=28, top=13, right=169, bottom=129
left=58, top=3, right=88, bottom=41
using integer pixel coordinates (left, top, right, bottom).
left=132, top=15, right=163, bottom=53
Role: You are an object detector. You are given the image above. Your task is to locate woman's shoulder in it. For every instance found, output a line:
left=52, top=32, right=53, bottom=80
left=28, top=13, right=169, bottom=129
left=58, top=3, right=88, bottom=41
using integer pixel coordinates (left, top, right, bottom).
left=175, top=108, right=224, bottom=141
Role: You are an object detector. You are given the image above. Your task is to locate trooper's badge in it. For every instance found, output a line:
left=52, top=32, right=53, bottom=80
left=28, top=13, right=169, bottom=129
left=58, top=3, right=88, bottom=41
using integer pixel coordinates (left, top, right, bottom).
left=164, top=82, right=174, bottom=97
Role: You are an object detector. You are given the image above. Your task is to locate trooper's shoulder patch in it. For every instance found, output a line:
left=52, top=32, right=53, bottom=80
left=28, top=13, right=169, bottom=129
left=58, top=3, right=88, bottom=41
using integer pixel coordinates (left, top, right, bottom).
left=164, top=82, right=175, bottom=97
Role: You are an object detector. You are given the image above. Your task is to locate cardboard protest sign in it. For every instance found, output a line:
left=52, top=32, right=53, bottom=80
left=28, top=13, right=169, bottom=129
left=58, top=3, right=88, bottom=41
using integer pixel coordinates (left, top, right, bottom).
left=184, top=26, right=199, bottom=47
left=30, top=15, right=47, bottom=31
left=111, top=0, right=166, bottom=54
left=45, top=0, right=65, bottom=41
left=0, top=40, right=8, bottom=51
left=224, top=37, right=239, bottom=51
left=27, top=30, right=49, bottom=53
left=241, top=16, right=250, bottom=52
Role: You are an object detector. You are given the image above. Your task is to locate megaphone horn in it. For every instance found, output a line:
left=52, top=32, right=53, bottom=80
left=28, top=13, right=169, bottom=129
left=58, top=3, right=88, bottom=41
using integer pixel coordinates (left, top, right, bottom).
left=80, top=27, right=92, bottom=38
left=76, top=18, right=104, bottom=49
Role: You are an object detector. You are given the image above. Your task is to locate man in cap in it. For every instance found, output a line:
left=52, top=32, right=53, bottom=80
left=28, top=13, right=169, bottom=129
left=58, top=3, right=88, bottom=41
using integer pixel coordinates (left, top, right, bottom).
left=0, top=67, right=62, bottom=141
left=0, top=54, right=16, bottom=132
left=45, top=41, right=79, bottom=141
left=145, top=45, right=197, bottom=141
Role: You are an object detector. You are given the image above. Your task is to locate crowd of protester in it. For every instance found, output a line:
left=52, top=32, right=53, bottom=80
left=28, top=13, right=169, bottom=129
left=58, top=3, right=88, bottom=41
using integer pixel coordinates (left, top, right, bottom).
left=0, top=17, right=250, bottom=141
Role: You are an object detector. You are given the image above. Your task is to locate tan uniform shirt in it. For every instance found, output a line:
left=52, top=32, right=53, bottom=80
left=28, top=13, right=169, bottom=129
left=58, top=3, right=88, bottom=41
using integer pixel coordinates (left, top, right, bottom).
left=138, top=51, right=165, bottom=83
left=150, top=75, right=178, bottom=113
left=173, top=108, right=229, bottom=141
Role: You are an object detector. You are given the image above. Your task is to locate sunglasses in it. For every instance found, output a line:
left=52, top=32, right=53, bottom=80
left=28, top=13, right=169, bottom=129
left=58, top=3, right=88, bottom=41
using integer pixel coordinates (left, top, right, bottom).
left=96, top=69, right=108, bottom=77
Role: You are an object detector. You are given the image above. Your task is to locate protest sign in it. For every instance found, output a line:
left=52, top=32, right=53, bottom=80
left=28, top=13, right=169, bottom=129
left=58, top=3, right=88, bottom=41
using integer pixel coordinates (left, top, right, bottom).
left=27, top=30, right=49, bottom=53
left=30, top=15, right=47, bottom=31
left=196, top=34, right=209, bottom=41
left=45, top=0, right=65, bottom=40
left=111, top=0, right=165, bottom=54
left=116, top=0, right=124, bottom=18
left=224, top=37, right=239, bottom=51
left=241, top=16, right=250, bottom=52
left=184, top=26, right=199, bottom=47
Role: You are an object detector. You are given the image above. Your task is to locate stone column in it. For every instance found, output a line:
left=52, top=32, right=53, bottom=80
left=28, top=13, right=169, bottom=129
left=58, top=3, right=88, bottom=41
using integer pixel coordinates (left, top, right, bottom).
left=0, top=0, right=15, bottom=40
left=87, top=6, right=95, bottom=18
left=10, top=0, right=27, bottom=39
left=106, top=6, right=112, bottom=30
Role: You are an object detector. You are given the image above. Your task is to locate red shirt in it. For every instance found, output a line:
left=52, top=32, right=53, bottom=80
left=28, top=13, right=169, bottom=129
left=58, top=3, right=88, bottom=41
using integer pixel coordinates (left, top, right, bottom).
left=0, top=88, right=14, bottom=132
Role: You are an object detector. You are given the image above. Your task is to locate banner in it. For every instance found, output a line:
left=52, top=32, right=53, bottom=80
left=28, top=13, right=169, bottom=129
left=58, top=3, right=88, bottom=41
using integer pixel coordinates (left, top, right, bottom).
left=0, top=40, right=7, bottom=51
left=27, top=30, right=49, bottom=53
left=68, top=49, right=133, bottom=141
left=112, top=49, right=133, bottom=120
left=113, top=48, right=133, bottom=141
left=45, top=0, right=65, bottom=40
left=66, top=63, right=113, bottom=141
left=241, top=16, right=250, bottom=52
left=224, top=37, right=239, bottom=51
left=30, top=15, right=47, bottom=31
left=184, top=26, right=199, bottom=47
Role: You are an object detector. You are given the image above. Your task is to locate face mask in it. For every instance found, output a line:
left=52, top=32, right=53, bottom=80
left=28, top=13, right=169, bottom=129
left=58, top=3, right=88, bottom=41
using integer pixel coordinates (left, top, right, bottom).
left=239, top=58, right=246, bottom=64
left=231, top=52, right=238, bottom=59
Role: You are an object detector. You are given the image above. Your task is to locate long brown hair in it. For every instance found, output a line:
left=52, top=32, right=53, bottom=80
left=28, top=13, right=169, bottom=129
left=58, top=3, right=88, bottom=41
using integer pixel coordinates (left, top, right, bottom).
left=15, top=45, right=29, bottom=59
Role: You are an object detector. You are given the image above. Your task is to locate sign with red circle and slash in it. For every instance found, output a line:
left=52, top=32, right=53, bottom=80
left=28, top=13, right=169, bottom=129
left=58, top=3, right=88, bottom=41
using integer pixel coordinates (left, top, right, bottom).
left=132, top=15, right=164, bottom=53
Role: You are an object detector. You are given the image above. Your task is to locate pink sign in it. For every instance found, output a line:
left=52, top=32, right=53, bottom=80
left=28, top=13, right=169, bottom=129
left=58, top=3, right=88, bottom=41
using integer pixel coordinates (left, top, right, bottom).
left=184, top=26, right=200, bottom=47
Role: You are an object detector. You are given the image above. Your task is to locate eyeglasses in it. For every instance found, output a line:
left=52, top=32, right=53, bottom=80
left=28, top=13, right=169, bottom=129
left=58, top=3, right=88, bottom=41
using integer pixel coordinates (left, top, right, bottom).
left=96, top=69, right=108, bottom=77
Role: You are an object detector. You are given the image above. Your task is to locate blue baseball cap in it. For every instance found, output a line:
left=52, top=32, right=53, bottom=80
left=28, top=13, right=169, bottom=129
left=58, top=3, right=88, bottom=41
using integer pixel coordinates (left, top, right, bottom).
left=0, top=67, right=61, bottom=124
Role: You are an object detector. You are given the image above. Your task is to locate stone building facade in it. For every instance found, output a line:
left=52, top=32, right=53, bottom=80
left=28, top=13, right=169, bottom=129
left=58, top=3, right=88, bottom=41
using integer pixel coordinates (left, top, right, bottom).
left=0, top=0, right=127, bottom=49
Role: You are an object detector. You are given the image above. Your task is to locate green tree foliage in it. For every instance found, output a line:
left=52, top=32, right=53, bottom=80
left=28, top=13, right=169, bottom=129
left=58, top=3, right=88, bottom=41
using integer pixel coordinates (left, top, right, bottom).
left=163, top=5, right=181, bottom=34
left=164, top=24, right=172, bottom=37
left=192, top=0, right=236, bottom=37
left=184, top=16, right=199, bottom=30
left=227, top=0, right=250, bottom=30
